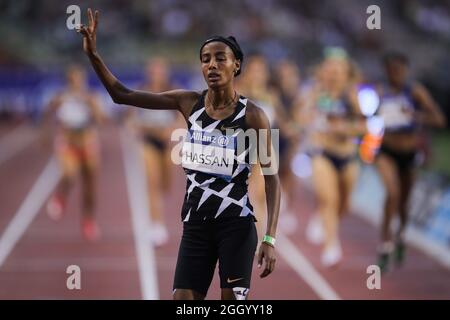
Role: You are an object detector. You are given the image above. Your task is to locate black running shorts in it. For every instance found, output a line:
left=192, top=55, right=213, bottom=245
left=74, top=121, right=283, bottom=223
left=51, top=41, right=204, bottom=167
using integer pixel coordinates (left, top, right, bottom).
left=173, top=216, right=258, bottom=297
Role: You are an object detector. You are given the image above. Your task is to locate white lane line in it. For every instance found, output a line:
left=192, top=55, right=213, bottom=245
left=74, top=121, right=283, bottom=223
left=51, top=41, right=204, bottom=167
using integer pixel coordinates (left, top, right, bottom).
left=0, top=124, right=37, bottom=166
left=277, top=232, right=341, bottom=300
left=405, top=228, right=450, bottom=270
left=120, top=129, right=159, bottom=300
left=0, top=157, right=60, bottom=267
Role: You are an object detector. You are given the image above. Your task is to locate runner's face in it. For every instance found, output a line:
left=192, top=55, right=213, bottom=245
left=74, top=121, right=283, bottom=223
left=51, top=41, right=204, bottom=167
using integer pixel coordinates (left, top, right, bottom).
left=146, top=58, right=169, bottom=86
left=322, top=58, right=349, bottom=87
left=201, top=42, right=238, bottom=89
left=385, top=61, right=408, bottom=87
left=67, top=69, right=86, bottom=90
left=246, top=57, right=269, bottom=88
left=276, top=61, right=300, bottom=93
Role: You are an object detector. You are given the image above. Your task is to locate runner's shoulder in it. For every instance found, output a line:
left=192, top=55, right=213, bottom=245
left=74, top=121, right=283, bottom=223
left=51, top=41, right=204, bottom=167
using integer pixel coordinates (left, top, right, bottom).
left=170, top=89, right=202, bottom=116
left=245, top=99, right=270, bottom=130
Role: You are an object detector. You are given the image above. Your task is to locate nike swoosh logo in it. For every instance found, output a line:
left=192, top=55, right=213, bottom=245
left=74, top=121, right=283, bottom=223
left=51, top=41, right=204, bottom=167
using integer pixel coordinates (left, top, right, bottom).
left=227, top=277, right=244, bottom=283
left=221, top=125, right=239, bottom=131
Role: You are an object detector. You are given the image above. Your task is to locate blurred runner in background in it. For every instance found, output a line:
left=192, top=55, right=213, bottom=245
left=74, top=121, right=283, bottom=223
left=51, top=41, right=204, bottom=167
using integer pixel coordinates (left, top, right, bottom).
left=273, top=59, right=303, bottom=233
left=126, top=57, right=180, bottom=246
left=42, top=64, right=105, bottom=242
left=375, top=52, right=446, bottom=272
left=237, top=55, right=295, bottom=238
left=301, top=48, right=366, bottom=267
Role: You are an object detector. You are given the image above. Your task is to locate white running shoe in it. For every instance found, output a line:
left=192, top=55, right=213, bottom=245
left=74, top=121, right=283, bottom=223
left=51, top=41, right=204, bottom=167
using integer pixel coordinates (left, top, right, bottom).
left=149, top=223, right=169, bottom=247
left=306, top=215, right=324, bottom=245
left=321, top=241, right=342, bottom=268
left=46, top=195, right=65, bottom=221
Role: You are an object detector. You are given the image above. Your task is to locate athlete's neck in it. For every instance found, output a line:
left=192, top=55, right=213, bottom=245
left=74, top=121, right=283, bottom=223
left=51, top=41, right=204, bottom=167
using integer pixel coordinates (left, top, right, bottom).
left=388, top=80, right=405, bottom=92
left=206, top=87, right=236, bottom=109
left=67, top=86, right=85, bottom=95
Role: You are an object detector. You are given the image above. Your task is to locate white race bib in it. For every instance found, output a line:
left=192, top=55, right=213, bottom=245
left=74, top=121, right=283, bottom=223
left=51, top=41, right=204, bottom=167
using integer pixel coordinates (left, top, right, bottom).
left=181, top=130, right=235, bottom=179
left=378, top=96, right=414, bottom=129
left=57, top=96, right=91, bottom=129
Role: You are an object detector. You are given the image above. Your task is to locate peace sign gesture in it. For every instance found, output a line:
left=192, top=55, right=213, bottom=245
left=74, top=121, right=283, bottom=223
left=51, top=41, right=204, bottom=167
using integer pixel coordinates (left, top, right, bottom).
left=76, top=8, right=99, bottom=55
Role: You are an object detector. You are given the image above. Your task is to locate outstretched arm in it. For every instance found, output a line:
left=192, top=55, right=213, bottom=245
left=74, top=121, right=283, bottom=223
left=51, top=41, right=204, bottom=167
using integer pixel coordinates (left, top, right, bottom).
left=246, top=102, right=281, bottom=279
left=77, top=8, right=197, bottom=117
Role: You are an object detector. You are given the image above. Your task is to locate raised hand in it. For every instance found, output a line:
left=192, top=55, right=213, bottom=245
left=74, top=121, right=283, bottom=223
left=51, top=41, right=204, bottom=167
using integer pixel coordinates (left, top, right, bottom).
left=76, top=8, right=99, bottom=55
left=73, top=7, right=194, bottom=113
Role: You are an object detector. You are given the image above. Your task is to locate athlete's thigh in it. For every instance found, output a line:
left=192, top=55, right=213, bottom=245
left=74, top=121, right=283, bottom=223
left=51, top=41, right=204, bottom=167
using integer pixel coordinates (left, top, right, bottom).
left=375, top=154, right=400, bottom=199
left=142, top=143, right=164, bottom=187
left=55, top=138, right=79, bottom=178
left=81, top=129, right=100, bottom=168
left=338, top=160, right=359, bottom=212
left=161, top=145, right=173, bottom=191
left=79, top=135, right=99, bottom=180
left=173, top=222, right=217, bottom=297
left=311, top=155, right=339, bottom=207
left=217, top=218, right=257, bottom=300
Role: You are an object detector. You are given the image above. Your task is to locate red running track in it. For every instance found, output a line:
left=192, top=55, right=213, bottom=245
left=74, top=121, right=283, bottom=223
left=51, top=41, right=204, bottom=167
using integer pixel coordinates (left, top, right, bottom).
left=0, top=123, right=448, bottom=299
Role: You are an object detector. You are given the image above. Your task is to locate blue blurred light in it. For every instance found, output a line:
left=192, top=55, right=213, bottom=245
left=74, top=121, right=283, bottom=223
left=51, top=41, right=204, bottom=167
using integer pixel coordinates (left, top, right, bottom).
left=358, top=86, right=380, bottom=116
left=366, top=116, right=385, bottom=135
left=291, top=153, right=312, bottom=178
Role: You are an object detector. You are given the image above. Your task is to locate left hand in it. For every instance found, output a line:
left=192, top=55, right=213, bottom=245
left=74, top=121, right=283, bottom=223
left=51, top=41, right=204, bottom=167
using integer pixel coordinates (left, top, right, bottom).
left=77, top=8, right=99, bottom=56
left=257, top=242, right=276, bottom=278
